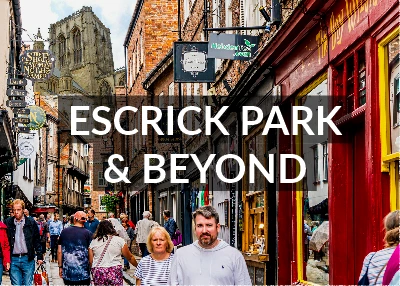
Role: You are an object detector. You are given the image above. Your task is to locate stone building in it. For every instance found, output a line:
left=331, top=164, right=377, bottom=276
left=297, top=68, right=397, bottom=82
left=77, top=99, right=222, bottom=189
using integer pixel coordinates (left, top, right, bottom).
left=32, top=6, right=125, bottom=217
left=34, top=6, right=125, bottom=98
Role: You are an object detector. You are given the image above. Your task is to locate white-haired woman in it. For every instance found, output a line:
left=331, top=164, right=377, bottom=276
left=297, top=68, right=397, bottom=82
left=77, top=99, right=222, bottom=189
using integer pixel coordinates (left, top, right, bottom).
left=134, top=227, right=174, bottom=286
left=135, top=211, right=159, bottom=257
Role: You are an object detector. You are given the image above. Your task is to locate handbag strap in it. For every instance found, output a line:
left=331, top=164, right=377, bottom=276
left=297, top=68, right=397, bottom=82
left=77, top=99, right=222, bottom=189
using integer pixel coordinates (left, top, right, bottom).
left=374, top=261, right=389, bottom=285
left=35, top=264, right=46, bottom=274
left=95, top=236, right=113, bottom=268
left=364, top=252, right=376, bottom=274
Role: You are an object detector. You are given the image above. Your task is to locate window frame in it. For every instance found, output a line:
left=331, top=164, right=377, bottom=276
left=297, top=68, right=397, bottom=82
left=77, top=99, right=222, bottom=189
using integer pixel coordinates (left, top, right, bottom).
left=242, top=124, right=268, bottom=255
left=295, top=73, right=328, bottom=283
left=98, top=171, right=106, bottom=187
left=378, top=26, right=400, bottom=211
left=73, top=29, right=82, bottom=64
left=322, top=142, right=328, bottom=182
left=99, top=195, right=106, bottom=212
left=58, top=35, right=66, bottom=67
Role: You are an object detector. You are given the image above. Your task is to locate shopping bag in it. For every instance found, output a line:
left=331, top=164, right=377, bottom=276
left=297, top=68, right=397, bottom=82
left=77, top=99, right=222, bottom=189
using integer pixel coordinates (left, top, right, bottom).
left=131, top=241, right=142, bottom=257
left=34, top=264, right=49, bottom=286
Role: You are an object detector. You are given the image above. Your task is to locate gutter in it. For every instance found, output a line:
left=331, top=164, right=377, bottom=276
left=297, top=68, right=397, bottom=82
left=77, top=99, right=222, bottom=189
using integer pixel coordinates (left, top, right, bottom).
left=124, top=0, right=144, bottom=47
left=11, top=0, right=22, bottom=58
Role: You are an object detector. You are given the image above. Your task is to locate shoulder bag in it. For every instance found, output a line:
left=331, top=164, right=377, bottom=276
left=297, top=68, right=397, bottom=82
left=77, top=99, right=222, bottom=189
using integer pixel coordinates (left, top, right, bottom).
left=91, top=236, right=114, bottom=282
left=358, top=253, right=375, bottom=285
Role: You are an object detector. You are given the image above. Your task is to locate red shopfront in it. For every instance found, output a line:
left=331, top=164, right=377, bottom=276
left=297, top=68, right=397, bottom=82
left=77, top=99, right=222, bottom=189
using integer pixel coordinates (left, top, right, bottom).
left=257, top=0, right=398, bottom=284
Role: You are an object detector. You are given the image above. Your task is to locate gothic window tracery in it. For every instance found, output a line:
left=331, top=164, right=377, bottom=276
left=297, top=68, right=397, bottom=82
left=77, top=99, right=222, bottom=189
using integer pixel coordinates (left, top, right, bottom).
left=58, top=35, right=66, bottom=67
left=73, top=29, right=82, bottom=64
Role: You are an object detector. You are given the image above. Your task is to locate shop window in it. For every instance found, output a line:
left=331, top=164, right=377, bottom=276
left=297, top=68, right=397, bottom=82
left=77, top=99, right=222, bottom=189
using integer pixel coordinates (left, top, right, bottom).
left=379, top=28, right=400, bottom=211
left=242, top=128, right=267, bottom=256
left=334, top=46, right=366, bottom=114
left=297, top=76, right=329, bottom=284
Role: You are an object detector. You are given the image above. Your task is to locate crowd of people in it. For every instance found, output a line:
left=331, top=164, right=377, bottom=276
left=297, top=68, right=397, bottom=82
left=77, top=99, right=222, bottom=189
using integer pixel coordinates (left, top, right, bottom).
left=0, top=199, right=397, bottom=285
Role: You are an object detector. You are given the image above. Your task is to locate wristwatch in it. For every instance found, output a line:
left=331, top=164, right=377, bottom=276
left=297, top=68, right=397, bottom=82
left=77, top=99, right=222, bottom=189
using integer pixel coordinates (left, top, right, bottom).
left=58, top=265, right=63, bottom=268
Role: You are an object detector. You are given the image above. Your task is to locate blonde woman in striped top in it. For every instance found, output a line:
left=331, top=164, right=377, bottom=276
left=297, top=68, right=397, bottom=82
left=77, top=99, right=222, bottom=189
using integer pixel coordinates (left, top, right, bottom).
left=359, top=210, right=399, bottom=284
left=134, top=227, right=174, bottom=286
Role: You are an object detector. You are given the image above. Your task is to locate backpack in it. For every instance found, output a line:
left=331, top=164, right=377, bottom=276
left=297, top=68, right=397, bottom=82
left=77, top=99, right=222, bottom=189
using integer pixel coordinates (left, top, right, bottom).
left=172, top=228, right=182, bottom=246
left=37, top=221, right=44, bottom=236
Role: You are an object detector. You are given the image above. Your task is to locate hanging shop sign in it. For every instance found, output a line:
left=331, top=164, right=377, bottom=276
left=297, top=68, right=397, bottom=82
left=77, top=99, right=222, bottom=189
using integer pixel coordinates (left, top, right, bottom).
left=208, top=33, right=259, bottom=61
left=15, top=126, right=31, bottom=134
left=6, top=100, right=27, bottom=108
left=20, top=50, right=55, bottom=81
left=174, top=42, right=215, bottom=83
left=27, top=105, right=46, bottom=130
left=18, top=133, right=35, bottom=158
left=6, top=89, right=27, bottom=97
left=13, top=117, right=30, bottom=124
left=158, top=109, right=181, bottom=143
left=7, top=78, right=27, bottom=86
left=14, top=108, right=30, bottom=115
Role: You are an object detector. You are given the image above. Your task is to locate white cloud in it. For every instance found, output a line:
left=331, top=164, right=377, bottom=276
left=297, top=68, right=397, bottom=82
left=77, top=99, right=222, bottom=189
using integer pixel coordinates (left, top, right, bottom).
left=20, top=0, right=59, bottom=45
left=20, top=0, right=137, bottom=68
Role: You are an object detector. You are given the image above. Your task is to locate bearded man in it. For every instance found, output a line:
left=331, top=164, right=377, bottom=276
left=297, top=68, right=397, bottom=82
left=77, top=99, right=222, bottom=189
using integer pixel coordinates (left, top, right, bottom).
left=169, top=206, right=251, bottom=285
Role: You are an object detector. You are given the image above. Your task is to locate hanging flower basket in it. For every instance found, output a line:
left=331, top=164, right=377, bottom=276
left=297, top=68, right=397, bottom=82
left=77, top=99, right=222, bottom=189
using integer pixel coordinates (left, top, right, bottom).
left=101, top=194, right=120, bottom=213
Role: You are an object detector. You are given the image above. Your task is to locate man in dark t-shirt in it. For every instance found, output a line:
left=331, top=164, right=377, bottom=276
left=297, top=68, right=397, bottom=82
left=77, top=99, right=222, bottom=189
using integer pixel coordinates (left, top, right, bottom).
left=57, top=211, right=92, bottom=286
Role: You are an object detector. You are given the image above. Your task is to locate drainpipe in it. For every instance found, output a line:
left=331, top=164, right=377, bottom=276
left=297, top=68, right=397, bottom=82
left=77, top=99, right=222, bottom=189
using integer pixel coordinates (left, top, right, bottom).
left=57, top=130, right=61, bottom=211
left=123, top=44, right=130, bottom=218
left=44, top=126, right=49, bottom=205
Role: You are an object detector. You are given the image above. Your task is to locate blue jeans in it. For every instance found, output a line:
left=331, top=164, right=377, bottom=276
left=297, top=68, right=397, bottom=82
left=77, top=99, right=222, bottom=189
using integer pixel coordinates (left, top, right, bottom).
left=10, top=255, right=35, bottom=286
left=124, top=257, right=129, bottom=267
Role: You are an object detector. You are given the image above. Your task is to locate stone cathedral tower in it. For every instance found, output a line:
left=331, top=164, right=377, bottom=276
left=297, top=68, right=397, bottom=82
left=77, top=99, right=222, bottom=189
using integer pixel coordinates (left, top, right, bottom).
left=48, top=6, right=116, bottom=95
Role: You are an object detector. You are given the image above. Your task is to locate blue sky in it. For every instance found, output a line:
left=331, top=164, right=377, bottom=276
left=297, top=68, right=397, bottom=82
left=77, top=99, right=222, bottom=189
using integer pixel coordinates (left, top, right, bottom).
left=20, top=0, right=137, bottom=69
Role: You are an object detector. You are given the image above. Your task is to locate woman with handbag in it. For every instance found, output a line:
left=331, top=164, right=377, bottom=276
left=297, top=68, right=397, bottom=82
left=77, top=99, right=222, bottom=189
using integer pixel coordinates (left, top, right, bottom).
left=358, top=210, right=399, bottom=285
left=89, top=220, right=138, bottom=286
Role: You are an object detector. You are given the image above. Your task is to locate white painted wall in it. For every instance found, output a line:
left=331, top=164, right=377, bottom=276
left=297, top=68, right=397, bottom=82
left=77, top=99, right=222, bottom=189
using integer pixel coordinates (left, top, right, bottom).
left=13, top=130, right=39, bottom=204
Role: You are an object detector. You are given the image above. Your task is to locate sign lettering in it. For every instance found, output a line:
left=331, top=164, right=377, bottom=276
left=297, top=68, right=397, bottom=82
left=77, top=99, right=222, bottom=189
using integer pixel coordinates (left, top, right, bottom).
left=13, top=117, right=30, bottom=124
left=208, top=33, right=259, bottom=61
left=20, top=50, right=55, bottom=81
left=6, top=89, right=27, bottom=97
left=14, top=108, right=30, bottom=115
left=6, top=100, right=27, bottom=108
left=7, top=78, right=27, bottom=86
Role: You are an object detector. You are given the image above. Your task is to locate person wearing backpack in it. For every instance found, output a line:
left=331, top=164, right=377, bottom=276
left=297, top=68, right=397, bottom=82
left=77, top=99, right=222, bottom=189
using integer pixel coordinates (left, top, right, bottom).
left=37, top=214, right=49, bottom=257
left=163, top=210, right=177, bottom=239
